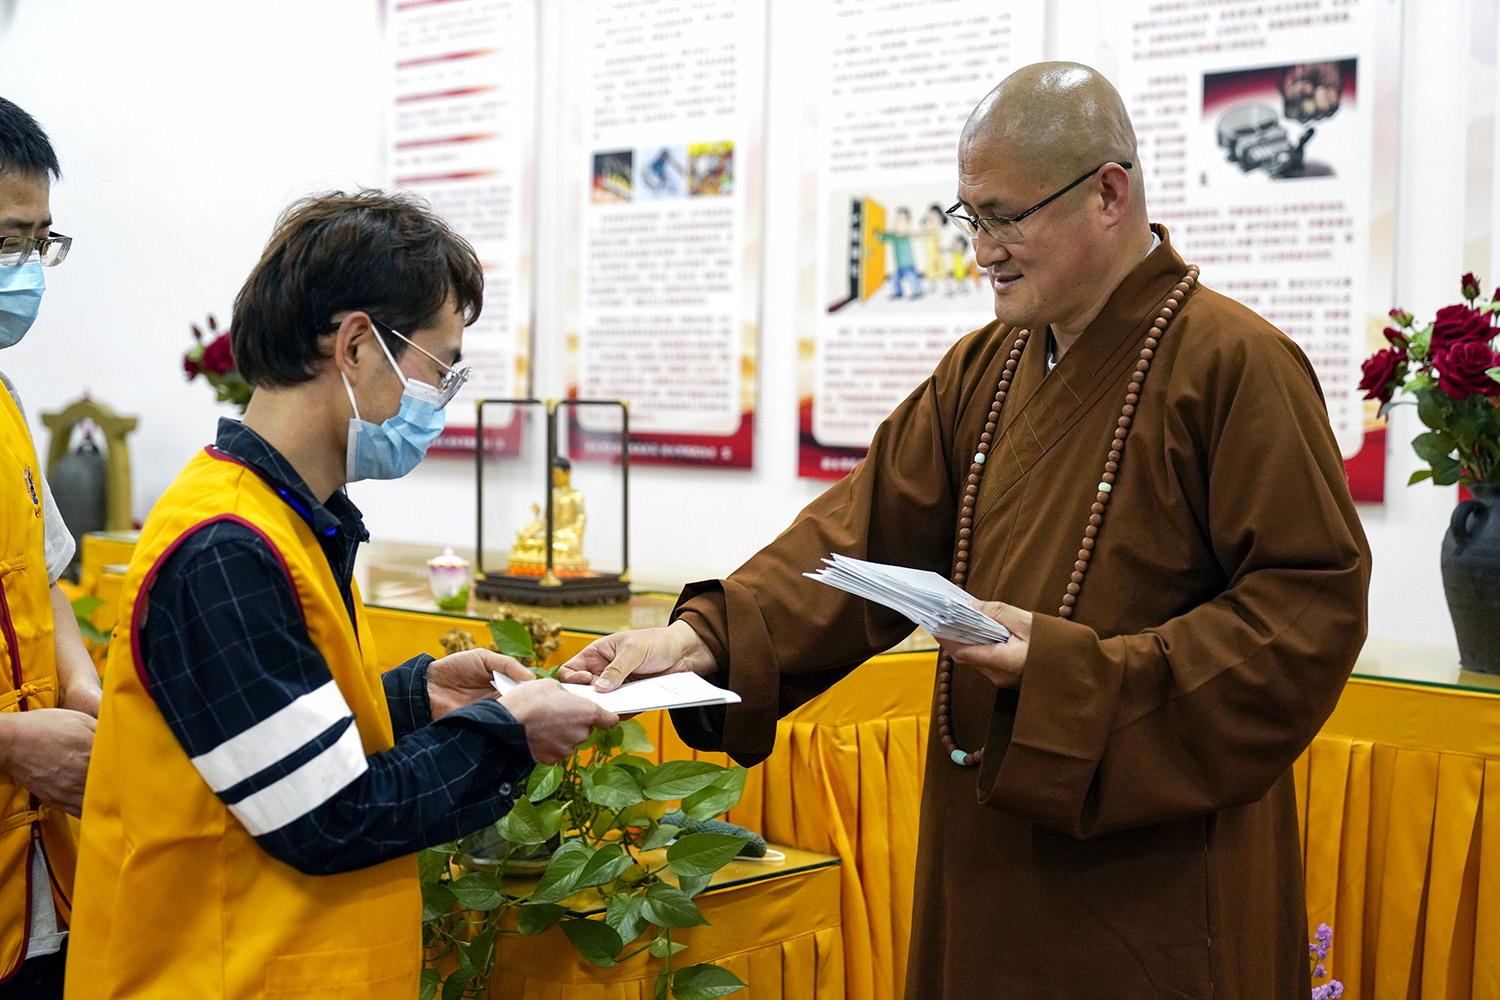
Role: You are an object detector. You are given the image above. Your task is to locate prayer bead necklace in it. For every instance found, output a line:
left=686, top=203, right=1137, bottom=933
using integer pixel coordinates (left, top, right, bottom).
left=938, top=266, right=1200, bottom=768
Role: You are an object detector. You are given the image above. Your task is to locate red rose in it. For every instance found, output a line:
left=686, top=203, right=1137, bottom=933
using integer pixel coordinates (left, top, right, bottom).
left=201, top=334, right=236, bottom=376
left=1462, top=272, right=1482, bottom=301
left=1430, top=304, right=1493, bottom=351
left=1382, top=326, right=1408, bottom=349
left=1359, top=347, right=1406, bottom=403
left=182, top=353, right=201, bottom=380
left=1433, top=340, right=1500, bottom=399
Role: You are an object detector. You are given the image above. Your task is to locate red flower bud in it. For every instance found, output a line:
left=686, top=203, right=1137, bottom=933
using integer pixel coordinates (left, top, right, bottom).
left=1462, top=272, right=1482, bottom=301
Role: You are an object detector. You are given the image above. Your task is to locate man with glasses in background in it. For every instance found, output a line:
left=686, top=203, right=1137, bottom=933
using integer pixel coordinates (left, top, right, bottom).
left=66, top=191, right=616, bottom=999
left=562, top=63, right=1369, bottom=998
left=0, top=97, right=101, bottom=1000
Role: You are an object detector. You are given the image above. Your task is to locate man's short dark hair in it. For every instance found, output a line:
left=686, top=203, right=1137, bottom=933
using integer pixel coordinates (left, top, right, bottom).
left=231, top=190, right=484, bottom=388
left=0, top=97, right=61, bottom=180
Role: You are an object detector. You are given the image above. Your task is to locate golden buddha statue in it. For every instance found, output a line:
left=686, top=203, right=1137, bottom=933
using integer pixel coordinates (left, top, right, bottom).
left=508, top=457, right=589, bottom=577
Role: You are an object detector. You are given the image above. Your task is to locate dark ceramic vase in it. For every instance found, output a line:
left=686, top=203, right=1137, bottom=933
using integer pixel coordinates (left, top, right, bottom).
left=1441, top=484, right=1500, bottom=673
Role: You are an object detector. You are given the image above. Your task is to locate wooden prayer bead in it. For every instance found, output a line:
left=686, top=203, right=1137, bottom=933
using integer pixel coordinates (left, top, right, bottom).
left=937, top=275, right=1199, bottom=768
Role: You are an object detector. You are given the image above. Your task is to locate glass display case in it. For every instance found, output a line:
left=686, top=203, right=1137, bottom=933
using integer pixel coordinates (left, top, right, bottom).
left=471, top=398, right=632, bottom=606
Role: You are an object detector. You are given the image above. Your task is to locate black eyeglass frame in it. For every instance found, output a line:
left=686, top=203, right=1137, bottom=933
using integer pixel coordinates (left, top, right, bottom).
left=0, top=232, right=72, bottom=267
left=944, top=162, right=1133, bottom=244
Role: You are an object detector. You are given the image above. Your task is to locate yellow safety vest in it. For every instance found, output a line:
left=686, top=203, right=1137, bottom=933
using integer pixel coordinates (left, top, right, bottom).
left=0, top=384, right=74, bottom=982
left=67, top=446, right=420, bottom=999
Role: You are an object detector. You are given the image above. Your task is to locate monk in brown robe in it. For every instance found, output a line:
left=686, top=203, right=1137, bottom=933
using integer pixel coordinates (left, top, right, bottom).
left=562, top=62, right=1370, bottom=1000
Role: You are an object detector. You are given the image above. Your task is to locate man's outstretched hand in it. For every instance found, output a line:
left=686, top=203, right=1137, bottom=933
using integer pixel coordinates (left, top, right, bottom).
left=558, top=619, right=717, bottom=691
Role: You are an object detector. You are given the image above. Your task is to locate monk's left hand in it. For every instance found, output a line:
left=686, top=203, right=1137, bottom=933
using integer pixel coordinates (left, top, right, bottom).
left=937, top=600, right=1032, bottom=689
left=425, top=648, right=531, bottom=720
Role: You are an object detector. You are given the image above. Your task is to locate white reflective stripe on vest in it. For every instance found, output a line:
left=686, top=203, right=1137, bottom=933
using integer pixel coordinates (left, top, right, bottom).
left=189, top=679, right=355, bottom=792
left=226, top=723, right=369, bottom=836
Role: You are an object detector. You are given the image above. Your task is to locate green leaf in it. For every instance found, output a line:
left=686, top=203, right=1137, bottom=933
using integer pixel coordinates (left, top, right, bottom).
left=667, top=833, right=749, bottom=878
left=441, top=968, right=476, bottom=1000
left=595, top=724, right=626, bottom=753
left=1377, top=397, right=1412, bottom=420
left=611, top=754, right=655, bottom=772
left=489, top=618, right=535, bottom=660
left=517, top=902, right=568, bottom=935
left=642, top=761, right=726, bottom=801
left=649, top=935, right=689, bottom=958
left=527, top=763, right=564, bottom=801
left=449, top=871, right=503, bottom=911
left=583, top=765, right=643, bottom=810
left=606, top=892, right=650, bottom=943
left=419, top=967, right=441, bottom=1000
left=679, top=767, right=747, bottom=821
left=619, top=718, right=655, bottom=753
left=1487, top=366, right=1500, bottom=383
left=1408, top=468, right=1435, bottom=485
left=77, top=622, right=112, bottom=645
left=1433, top=453, right=1463, bottom=486
left=1416, top=387, right=1450, bottom=430
left=466, top=927, right=496, bottom=977
left=1412, top=431, right=1456, bottom=464
left=561, top=917, right=624, bottom=968
left=678, top=872, right=712, bottom=898
left=1410, top=324, right=1433, bottom=357
left=71, top=595, right=104, bottom=618
left=640, top=882, right=708, bottom=928
left=575, top=844, right=634, bottom=890
left=655, top=967, right=672, bottom=1000
left=421, top=881, right=456, bottom=923
left=640, top=822, right=680, bottom=851
left=670, top=963, right=748, bottom=1000
left=418, top=847, right=450, bottom=885
left=528, top=840, right=594, bottom=905
left=497, top=797, right=547, bottom=848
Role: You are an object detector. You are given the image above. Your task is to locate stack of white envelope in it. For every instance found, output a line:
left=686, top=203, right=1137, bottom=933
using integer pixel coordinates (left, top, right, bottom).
left=804, top=554, right=1011, bottom=646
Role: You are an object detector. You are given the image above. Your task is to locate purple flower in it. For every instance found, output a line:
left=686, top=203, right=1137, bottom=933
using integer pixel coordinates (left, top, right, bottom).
left=1315, top=923, right=1334, bottom=946
left=1314, top=963, right=1326, bottom=978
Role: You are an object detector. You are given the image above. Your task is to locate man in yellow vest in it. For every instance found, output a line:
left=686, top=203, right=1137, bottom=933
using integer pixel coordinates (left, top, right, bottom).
left=66, top=191, right=615, bottom=999
left=0, top=97, right=103, bottom=1000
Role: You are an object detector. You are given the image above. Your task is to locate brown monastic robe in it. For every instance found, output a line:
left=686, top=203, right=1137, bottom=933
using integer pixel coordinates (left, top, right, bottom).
left=672, top=228, right=1370, bottom=999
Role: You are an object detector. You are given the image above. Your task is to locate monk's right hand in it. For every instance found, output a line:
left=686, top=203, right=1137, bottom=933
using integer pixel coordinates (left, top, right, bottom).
left=0, top=709, right=96, bottom=817
left=498, top=678, right=618, bottom=765
left=558, top=620, right=716, bottom=692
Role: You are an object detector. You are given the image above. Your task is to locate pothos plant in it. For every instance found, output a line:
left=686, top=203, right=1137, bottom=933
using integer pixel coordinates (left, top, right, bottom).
left=419, top=619, right=752, bottom=1000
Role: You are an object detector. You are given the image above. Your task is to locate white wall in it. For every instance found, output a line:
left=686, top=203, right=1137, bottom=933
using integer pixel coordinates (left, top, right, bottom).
left=0, top=0, right=1472, bottom=644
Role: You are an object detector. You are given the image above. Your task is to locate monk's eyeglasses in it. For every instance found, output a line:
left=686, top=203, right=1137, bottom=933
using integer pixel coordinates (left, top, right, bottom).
left=944, top=162, right=1132, bottom=244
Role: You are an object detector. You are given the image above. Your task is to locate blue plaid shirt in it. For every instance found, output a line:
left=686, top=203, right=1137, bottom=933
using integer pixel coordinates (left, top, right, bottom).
left=138, top=419, right=531, bottom=874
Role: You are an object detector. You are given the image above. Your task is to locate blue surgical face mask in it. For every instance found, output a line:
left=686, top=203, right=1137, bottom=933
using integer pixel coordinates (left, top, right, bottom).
left=0, top=261, right=45, bottom=348
left=343, top=330, right=447, bottom=483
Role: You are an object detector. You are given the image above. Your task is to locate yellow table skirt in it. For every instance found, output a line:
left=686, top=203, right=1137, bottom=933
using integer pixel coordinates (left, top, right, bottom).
left=75, top=540, right=1500, bottom=1000
left=1294, top=678, right=1500, bottom=1000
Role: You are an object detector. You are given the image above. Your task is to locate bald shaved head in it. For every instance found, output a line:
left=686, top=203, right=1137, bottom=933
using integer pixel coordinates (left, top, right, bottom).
left=962, top=62, right=1139, bottom=187
left=954, top=62, right=1155, bottom=344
